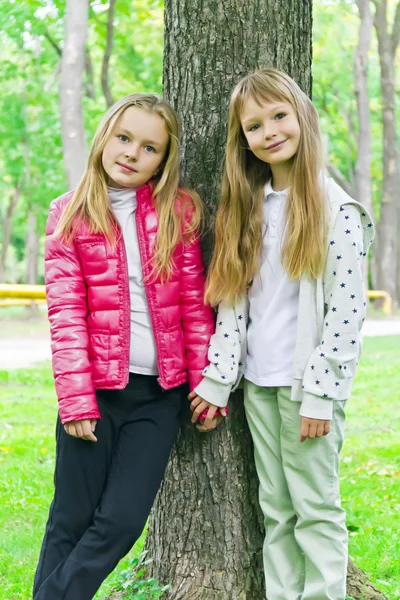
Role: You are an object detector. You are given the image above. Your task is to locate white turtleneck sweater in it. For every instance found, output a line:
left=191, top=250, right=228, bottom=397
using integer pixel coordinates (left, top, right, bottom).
left=108, top=187, right=159, bottom=375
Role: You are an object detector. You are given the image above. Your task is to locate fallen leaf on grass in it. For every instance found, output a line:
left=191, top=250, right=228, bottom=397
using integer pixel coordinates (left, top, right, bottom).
left=376, top=579, right=392, bottom=588
left=377, top=468, right=390, bottom=475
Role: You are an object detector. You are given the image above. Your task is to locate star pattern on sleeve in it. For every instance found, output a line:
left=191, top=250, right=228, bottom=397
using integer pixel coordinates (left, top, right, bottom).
left=199, top=302, right=247, bottom=388
left=303, top=204, right=369, bottom=400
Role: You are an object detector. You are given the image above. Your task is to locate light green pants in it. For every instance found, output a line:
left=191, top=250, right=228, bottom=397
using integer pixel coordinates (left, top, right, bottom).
left=244, top=381, right=348, bottom=600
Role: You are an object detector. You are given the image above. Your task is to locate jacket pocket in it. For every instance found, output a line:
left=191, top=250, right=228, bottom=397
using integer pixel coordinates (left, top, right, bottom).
left=88, top=330, right=110, bottom=379
left=171, top=327, right=186, bottom=371
left=76, top=237, right=109, bottom=276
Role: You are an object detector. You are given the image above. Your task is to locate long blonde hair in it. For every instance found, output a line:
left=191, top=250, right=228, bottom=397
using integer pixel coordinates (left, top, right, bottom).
left=205, top=69, right=327, bottom=306
left=55, top=94, right=202, bottom=280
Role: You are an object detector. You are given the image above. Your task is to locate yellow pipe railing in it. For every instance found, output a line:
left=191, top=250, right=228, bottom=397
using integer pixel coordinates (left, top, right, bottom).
left=367, top=290, right=392, bottom=315
left=0, top=284, right=46, bottom=300
left=0, top=284, right=394, bottom=315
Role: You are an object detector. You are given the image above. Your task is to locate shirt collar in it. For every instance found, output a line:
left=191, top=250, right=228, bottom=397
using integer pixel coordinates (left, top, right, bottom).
left=264, top=180, right=289, bottom=198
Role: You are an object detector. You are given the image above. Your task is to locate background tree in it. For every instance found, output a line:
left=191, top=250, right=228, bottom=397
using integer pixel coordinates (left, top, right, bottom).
left=0, top=0, right=164, bottom=286
left=373, top=0, right=400, bottom=306
left=144, top=1, right=388, bottom=599
left=354, top=0, right=374, bottom=284
left=313, top=0, right=400, bottom=306
left=60, top=0, right=89, bottom=188
left=101, top=0, right=116, bottom=107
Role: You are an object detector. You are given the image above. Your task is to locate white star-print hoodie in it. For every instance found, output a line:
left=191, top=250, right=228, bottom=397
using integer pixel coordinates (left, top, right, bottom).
left=194, top=176, right=375, bottom=419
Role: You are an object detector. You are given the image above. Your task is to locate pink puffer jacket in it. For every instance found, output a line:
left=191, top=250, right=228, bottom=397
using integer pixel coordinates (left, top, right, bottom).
left=45, top=183, right=214, bottom=424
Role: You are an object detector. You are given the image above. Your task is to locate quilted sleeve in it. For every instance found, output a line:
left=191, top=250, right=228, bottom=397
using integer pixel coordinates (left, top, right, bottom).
left=45, top=200, right=100, bottom=424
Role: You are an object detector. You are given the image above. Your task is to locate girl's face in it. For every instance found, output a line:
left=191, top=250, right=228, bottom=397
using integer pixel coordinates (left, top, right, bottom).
left=240, top=97, right=300, bottom=169
left=102, top=106, right=170, bottom=189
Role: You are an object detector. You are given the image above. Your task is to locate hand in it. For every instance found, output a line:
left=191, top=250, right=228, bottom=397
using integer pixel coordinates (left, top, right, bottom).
left=64, top=419, right=98, bottom=442
left=188, top=391, right=227, bottom=433
left=300, top=417, right=330, bottom=443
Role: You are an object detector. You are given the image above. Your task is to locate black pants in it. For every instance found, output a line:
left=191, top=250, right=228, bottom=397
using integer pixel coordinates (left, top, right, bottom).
left=33, top=374, right=186, bottom=600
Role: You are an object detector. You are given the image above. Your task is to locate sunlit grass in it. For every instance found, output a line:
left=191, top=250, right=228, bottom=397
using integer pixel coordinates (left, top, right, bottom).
left=0, top=336, right=399, bottom=599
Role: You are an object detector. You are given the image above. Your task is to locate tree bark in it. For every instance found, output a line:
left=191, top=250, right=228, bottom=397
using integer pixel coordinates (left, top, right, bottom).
left=161, top=0, right=311, bottom=226
left=354, top=0, right=374, bottom=287
left=147, top=393, right=265, bottom=599
left=141, top=1, right=389, bottom=599
left=393, top=1, right=400, bottom=304
left=0, top=181, right=24, bottom=283
left=374, top=0, right=400, bottom=307
left=101, top=0, right=116, bottom=108
left=85, top=47, right=96, bottom=100
left=60, top=0, right=89, bottom=188
left=347, top=558, right=389, bottom=600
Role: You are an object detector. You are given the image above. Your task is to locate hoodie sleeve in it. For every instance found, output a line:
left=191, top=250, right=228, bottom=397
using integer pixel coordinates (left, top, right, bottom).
left=300, top=204, right=374, bottom=416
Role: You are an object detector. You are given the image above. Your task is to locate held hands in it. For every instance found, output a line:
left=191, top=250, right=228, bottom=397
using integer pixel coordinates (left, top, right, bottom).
left=188, top=391, right=227, bottom=433
left=64, top=419, right=98, bottom=442
left=300, top=416, right=330, bottom=443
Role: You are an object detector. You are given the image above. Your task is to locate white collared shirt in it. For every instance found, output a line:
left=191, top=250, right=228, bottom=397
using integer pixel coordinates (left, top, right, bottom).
left=245, top=181, right=300, bottom=387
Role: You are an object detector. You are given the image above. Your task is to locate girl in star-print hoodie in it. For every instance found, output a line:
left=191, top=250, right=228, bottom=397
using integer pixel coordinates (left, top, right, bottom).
left=188, top=69, right=374, bottom=600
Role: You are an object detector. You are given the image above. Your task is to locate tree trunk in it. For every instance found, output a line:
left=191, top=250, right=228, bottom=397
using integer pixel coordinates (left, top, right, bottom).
left=162, top=0, right=311, bottom=224
left=141, top=2, right=389, bottom=599
left=60, top=0, right=89, bottom=188
left=25, top=206, right=39, bottom=285
left=25, top=204, right=40, bottom=316
left=374, top=0, right=400, bottom=308
left=101, top=0, right=116, bottom=108
left=393, top=1, right=400, bottom=303
left=0, top=181, right=24, bottom=283
left=147, top=393, right=265, bottom=599
left=354, top=0, right=374, bottom=287
left=347, top=558, right=389, bottom=600
left=85, top=47, right=96, bottom=100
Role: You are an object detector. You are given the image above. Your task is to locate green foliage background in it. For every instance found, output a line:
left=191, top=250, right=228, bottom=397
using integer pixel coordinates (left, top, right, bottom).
left=0, top=0, right=164, bottom=282
left=0, top=0, right=399, bottom=282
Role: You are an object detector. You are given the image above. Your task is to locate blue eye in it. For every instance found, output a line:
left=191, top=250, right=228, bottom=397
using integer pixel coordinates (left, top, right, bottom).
left=248, top=124, right=260, bottom=132
left=144, top=145, right=155, bottom=153
left=118, top=135, right=129, bottom=142
left=275, top=113, right=286, bottom=120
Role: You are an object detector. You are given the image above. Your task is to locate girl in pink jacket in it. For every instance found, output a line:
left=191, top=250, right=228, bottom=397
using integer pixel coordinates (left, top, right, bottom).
left=33, top=94, right=221, bottom=600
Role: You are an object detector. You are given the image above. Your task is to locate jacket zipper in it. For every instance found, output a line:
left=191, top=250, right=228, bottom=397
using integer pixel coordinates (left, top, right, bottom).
left=116, top=228, right=131, bottom=387
left=135, top=187, right=168, bottom=389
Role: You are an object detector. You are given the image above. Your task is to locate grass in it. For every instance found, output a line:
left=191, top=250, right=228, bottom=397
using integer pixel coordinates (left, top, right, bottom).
left=0, top=336, right=399, bottom=599
left=340, top=335, right=400, bottom=599
left=0, top=367, right=144, bottom=600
